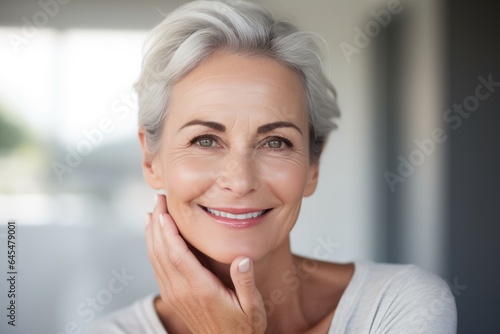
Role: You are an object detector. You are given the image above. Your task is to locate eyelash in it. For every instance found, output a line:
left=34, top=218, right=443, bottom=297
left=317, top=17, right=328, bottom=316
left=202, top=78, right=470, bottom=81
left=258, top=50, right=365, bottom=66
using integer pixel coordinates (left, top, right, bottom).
left=188, top=133, right=294, bottom=151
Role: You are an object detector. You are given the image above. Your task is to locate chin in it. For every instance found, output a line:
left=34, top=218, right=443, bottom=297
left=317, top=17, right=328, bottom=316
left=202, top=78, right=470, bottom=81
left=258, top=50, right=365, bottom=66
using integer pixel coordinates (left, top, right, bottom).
left=184, top=235, right=273, bottom=265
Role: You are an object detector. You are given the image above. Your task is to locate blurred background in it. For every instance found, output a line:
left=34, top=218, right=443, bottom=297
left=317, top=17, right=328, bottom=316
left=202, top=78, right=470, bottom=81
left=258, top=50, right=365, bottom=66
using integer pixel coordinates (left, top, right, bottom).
left=0, top=0, right=498, bottom=333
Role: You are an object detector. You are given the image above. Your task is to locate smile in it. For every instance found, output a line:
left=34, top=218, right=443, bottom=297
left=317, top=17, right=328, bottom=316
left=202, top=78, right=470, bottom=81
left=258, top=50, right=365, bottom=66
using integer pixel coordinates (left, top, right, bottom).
left=205, top=207, right=266, bottom=219
left=199, top=205, right=272, bottom=228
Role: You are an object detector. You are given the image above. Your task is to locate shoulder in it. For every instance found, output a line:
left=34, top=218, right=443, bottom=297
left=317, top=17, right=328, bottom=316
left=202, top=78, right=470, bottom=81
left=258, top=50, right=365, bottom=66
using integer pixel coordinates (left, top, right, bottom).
left=332, top=261, right=457, bottom=334
left=83, top=294, right=166, bottom=334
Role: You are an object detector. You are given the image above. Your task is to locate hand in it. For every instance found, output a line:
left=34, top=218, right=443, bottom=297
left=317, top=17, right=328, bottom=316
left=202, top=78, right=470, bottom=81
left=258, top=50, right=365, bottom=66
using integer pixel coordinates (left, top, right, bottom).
left=145, top=195, right=267, bottom=334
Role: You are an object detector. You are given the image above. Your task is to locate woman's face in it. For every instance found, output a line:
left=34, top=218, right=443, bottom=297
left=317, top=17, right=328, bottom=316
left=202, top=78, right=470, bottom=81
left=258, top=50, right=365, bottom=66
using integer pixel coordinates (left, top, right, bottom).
left=141, top=50, right=319, bottom=264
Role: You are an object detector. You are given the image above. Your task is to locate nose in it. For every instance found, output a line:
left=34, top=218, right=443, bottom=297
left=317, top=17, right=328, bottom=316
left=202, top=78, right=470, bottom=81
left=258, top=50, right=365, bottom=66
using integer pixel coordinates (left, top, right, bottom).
left=215, top=152, right=259, bottom=197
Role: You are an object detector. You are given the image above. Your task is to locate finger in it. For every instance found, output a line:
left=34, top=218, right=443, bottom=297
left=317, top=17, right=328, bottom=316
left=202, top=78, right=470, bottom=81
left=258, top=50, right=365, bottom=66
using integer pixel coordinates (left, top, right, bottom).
left=145, top=222, right=174, bottom=305
left=145, top=212, right=152, bottom=228
left=150, top=195, right=169, bottom=269
left=230, top=257, right=265, bottom=316
left=145, top=211, right=168, bottom=271
left=150, top=209, right=175, bottom=273
left=153, top=194, right=168, bottom=220
left=145, top=212, right=160, bottom=268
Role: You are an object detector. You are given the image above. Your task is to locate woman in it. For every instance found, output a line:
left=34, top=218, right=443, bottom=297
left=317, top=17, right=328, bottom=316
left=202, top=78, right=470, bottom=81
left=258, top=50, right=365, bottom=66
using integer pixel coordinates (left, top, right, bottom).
left=88, top=0, right=457, bottom=333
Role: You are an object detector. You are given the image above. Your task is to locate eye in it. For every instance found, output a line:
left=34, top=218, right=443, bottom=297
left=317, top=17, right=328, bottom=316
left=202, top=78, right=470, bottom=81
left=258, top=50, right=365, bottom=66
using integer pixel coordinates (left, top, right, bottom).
left=198, top=138, right=215, bottom=147
left=263, top=136, right=293, bottom=150
left=267, top=139, right=284, bottom=149
left=189, top=134, right=219, bottom=148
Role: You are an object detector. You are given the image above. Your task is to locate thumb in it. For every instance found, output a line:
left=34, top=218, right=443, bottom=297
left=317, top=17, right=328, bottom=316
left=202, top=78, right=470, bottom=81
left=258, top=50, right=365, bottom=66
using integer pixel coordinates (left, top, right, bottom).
left=230, top=257, right=264, bottom=316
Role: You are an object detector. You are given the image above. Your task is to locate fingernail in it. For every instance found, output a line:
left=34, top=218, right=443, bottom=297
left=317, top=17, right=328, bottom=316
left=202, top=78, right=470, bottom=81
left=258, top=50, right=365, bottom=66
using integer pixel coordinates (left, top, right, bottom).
left=238, top=258, right=250, bottom=273
left=159, top=214, right=165, bottom=227
left=145, top=214, right=151, bottom=227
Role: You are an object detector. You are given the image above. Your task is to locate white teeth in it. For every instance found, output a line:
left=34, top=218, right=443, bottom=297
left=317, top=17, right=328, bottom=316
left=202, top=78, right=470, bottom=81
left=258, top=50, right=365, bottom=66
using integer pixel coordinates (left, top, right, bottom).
left=205, top=207, right=266, bottom=219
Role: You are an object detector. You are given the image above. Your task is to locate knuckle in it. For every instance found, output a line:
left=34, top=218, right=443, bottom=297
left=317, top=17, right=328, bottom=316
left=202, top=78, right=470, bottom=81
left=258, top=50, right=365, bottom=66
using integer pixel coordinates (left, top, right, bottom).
left=151, top=243, right=165, bottom=259
left=147, top=252, right=159, bottom=267
left=168, top=249, right=185, bottom=267
left=237, top=276, right=255, bottom=288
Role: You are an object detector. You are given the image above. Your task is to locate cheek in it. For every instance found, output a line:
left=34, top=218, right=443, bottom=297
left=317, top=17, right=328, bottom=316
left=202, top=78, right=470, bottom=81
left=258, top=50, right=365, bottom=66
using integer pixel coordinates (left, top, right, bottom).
left=258, top=159, right=308, bottom=245
left=162, top=151, right=223, bottom=216
left=259, top=156, right=309, bottom=199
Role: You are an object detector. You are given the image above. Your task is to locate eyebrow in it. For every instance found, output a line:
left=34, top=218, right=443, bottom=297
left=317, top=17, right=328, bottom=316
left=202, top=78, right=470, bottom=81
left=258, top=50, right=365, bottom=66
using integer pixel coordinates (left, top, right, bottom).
left=179, top=119, right=303, bottom=135
left=257, top=121, right=303, bottom=135
left=180, top=120, right=226, bottom=132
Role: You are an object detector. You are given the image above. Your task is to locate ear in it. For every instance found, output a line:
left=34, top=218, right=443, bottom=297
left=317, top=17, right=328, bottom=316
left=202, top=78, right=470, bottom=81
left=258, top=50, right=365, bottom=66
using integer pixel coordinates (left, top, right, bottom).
left=138, top=127, right=165, bottom=190
left=303, top=162, right=319, bottom=197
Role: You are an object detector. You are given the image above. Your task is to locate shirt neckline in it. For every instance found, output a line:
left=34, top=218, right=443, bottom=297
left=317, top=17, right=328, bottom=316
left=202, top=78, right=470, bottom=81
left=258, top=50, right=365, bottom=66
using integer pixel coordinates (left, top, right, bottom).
left=143, top=260, right=370, bottom=334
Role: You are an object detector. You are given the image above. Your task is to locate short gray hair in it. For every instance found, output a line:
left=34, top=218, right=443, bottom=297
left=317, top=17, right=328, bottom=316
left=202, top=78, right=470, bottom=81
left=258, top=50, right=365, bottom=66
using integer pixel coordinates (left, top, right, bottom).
left=134, top=0, right=340, bottom=164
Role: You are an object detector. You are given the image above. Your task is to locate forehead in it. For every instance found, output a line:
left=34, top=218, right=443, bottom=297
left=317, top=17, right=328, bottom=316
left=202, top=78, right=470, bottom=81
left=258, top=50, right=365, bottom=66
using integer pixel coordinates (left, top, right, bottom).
left=167, top=50, right=307, bottom=125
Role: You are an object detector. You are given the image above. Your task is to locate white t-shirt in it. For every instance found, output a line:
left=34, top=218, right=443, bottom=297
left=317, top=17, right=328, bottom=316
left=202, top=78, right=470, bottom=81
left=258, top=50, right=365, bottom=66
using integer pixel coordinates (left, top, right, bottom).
left=85, top=261, right=457, bottom=333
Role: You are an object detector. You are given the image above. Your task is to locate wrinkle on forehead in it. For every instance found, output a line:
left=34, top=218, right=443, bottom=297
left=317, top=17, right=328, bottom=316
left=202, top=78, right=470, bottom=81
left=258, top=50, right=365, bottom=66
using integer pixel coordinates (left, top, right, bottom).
left=166, top=49, right=309, bottom=138
left=171, top=79, right=303, bottom=114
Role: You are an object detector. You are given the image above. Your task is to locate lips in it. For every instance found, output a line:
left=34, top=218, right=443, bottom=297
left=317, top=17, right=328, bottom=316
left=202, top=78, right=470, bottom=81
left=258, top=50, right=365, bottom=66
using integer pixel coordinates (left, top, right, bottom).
left=199, top=205, right=272, bottom=228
